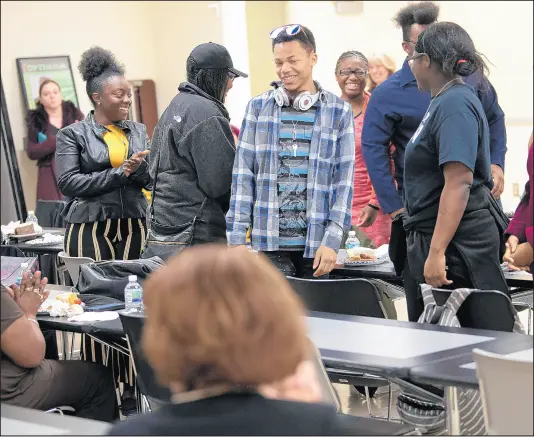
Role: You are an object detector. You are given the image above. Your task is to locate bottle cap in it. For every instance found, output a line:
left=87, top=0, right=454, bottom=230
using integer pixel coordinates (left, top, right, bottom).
left=348, top=231, right=356, bottom=237
left=129, top=275, right=137, bottom=282
left=28, top=211, right=34, bottom=215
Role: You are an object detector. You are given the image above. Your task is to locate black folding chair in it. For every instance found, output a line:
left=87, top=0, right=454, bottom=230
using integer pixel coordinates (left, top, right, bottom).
left=286, top=277, right=396, bottom=420
left=119, top=312, right=172, bottom=413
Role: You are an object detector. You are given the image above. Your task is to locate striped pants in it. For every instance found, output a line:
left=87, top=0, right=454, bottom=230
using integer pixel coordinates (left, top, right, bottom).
left=65, top=218, right=146, bottom=261
left=64, top=218, right=146, bottom=396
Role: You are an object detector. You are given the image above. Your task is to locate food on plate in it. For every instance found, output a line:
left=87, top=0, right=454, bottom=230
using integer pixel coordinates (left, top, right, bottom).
left=56, top=291, right=82, bottom=305
left=14, top=223, right=35, bottom=235
left=69, top=304, right=84, bottom=316
left=346, top=252, right=377, bottom=262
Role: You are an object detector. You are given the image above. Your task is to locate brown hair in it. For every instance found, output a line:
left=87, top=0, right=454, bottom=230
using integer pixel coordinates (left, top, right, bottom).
left=142, top=245, right=309, bottom=390
left=38, top=78, right=61, bottom=97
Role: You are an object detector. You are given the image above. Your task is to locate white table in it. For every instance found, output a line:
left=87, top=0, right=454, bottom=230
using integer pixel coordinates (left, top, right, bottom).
left=307, top=311, right=532, bottom=435
left=408, top=335, right=533, bottom=435
left=306, top=311, right=507, bottom=380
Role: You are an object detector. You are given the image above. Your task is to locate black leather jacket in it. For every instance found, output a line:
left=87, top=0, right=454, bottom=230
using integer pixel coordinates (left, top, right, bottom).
left=56, top=112, right=151, bottom=224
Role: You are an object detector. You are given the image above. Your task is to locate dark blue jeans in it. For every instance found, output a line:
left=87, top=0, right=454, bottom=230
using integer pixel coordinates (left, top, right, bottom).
left=263, top=251, right=329, bottom=279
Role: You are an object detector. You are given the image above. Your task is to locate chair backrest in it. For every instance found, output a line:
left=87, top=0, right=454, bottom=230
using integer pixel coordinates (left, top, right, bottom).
left=430, top=288, right=520, bottom=332
left=286, top=277, right=387, bottom=319
left=35, top=200, right=67, bottom=228
left=58, top=251, right=94, bottom=286
left=118, top=312, right=172, bottom=403
left=473, top=348, right=533, bottom=435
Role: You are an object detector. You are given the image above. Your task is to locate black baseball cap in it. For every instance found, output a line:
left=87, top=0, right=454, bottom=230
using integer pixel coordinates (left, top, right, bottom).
left=189, top=42, right=248, bottom=78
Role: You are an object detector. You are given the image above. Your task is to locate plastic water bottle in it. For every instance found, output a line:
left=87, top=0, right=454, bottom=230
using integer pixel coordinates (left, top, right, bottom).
left=16, top=262, right=30, bottom=286
left=124, top=275, right=143, bottom=313
left=25, top=211, right=39, bottom=228
left=345, top=231, right=361, bottom=251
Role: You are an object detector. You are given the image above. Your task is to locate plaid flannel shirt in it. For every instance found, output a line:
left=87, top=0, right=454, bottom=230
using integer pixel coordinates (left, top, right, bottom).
left=226, top=87, right=355, bottom=258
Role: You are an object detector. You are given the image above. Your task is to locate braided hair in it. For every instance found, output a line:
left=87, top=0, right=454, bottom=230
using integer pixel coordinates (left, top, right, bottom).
left=78, top=47, right=125, bottom=106
left=335, top=51, right=369, bottom=74
left=186, top=56, right=229, bottom=103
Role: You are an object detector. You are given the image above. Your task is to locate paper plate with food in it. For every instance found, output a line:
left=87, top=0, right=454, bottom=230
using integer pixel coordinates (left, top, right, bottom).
left=9, top=222, right=44, bottom=242
left=38, top=291, right=85, bottom=317
left=344, top=247, right=387, bottom=266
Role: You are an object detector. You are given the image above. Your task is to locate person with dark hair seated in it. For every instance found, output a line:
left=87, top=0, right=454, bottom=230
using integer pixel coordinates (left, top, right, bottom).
left=504, top=134, right=533, bottom=272
left=26, top=79, right=84, bottom=203
left=142, top=43, right=248, bottom=261
left=1, top=272, right=116, bottom=422
left=403, top=22, right=509, bottom=297
left=109, top=245, right=403, bottom=435
left=361, top=1, right=508, bottom=321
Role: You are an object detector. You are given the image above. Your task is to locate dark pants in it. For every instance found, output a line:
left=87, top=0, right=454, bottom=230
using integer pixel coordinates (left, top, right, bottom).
left=263, top=251, right=328, bottom=279
left=404, top=241, right=476, bottom=322
left=6, top=360, right=117, bottom=422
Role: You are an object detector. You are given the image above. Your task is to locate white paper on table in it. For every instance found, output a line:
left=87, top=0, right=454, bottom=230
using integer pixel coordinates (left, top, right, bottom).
left=1, top=221, right=21, bottom=236
left=374, top=244, right=389, bottom=259
left=68, top=311, right=119, bottom=322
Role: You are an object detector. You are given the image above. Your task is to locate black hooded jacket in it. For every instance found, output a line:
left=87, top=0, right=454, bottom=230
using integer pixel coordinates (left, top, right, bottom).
left=147, top=82, right=236, bottom=246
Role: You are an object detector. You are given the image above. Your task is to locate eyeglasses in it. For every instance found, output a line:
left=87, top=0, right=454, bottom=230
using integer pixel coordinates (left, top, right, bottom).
left=337, top=68, right=368, bottom=78
left=405, top=40, right=418, bottom=45
left=407, top=53, right=426, bottom=67
left=227, top=71, right=238, bottom=81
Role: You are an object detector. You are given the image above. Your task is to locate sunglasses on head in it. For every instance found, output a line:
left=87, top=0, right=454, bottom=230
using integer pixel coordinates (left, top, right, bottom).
left=269, top=24, right=313, bottom=45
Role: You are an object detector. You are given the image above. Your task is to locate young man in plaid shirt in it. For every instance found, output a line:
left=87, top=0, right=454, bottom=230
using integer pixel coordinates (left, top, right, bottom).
left=226, top=25, right=355, bottom=278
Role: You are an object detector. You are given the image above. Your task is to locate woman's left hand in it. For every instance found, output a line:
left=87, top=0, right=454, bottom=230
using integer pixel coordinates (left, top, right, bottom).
left=505, top=242, right=533, bottom=272
left=424, top=251, right=453, bottom=288
left=124, top=150, right=150, bottom=176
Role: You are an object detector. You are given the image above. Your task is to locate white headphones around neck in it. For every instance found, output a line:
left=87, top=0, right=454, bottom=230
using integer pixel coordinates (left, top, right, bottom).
left=271, top=81, right=321, bottom=111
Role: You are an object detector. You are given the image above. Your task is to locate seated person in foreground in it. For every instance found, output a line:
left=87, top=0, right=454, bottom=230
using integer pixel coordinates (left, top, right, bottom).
left=109, top=245, right=389, bottom=435
left=1, top=272, right=117, bottom=422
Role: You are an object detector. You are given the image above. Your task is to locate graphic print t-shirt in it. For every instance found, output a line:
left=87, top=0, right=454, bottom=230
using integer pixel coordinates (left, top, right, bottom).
left=277, top=105, right=317, bottom=250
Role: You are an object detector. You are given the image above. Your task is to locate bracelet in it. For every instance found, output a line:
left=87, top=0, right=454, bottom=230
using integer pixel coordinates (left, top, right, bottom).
left=367, top=204, right=380, bottom=211
left=27, top=317, right=39, bottom=325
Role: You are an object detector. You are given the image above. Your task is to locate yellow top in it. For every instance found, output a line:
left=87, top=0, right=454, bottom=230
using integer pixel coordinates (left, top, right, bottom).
left=103, top=125, right=151, bottom=201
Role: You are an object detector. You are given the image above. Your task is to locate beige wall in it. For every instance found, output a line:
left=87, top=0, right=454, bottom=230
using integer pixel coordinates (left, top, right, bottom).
left=245, top=1, right=287, bottom=97
left=1, top=0, right=532, bottom=213
left=1, top=1, right=223, bottom=211
left=148, top=1, right=223, bottom=116
left=285, top=0, right=533, bottom=211
left=1, top=1, right=156, bottom=211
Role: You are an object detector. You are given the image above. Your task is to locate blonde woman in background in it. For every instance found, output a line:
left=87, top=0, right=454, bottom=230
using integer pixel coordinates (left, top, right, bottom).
left=367, top=54, right=396, bottom=92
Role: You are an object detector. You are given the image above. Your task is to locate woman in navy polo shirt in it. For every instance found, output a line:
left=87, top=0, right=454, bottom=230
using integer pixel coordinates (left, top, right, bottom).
left=403, top=22, right=509, bottom=316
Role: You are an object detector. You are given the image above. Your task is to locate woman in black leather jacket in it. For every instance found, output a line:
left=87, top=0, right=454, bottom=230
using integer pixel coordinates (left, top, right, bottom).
left=56, top=47, right=150, bottom=261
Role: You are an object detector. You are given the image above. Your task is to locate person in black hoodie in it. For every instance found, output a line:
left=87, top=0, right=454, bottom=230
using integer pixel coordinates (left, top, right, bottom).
left=142, top=43, right=248, bottom=260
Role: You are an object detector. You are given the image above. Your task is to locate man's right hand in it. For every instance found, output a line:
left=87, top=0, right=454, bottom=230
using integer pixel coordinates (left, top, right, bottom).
left=388, top=208, right=405, bottom=220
